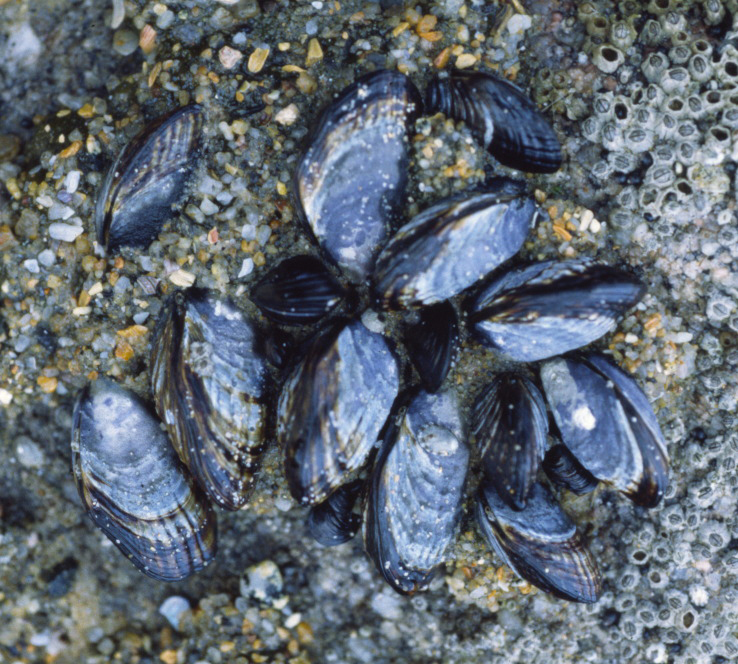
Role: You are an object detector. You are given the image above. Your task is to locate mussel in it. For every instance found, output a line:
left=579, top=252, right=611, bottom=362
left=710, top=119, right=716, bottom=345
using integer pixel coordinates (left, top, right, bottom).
left=295, top=70, right=421, bottom=281
left=150, top=288, right=272, bottom=511
left=540, top=354, right=669, bottom=508
left=374, top=181, right=536, bottom=309
left=250, top=255, right=349, bottom=325
left=95, top=104, right=204, bottom=252
left=277, top=319, right=400, bottom=506
left=364, top=389, right=469, bottom=595
left=307, top=480, right=363, bottom=547
left=426, top=70, right=562, bottom=173
left=402, top=301, right=459, bottom=393
left=476, top=479, right=602, bottom=603
left=71, top=379, right=217, bottom=581
left=469, top=260, right=646, bottom=362
left=471, top=373, right=548, bottom=510
left=543, top=444, right=599, bottom=495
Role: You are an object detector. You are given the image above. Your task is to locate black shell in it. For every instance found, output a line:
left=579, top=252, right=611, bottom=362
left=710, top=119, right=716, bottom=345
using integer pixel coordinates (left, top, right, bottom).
left=402, top=301, right=459, bottom=393
left=426, top=70, right=562, bottom=173
left=476, top=479, right=601, bottom=603
left=71, top=379, right=217, bottom=581
left=472, top=373, right=548, bottom=510
left=470, top=260, right=646, bottom=362
left=543, top=444, right=599, bottom=495
left=95, top=105, right=204, bottom=252
left=295, top=70, right=421, bottom=281
left=250, top=255, right=349, bottom=325
left=373, top=185, right=536, bottom=309
left=277, top=319, right=400, bottom=506
left=540, top=354, right=669, bottom=508
left=364, top=389, right=469, bottom=595
left=307, top=480, right=363, bottom=547
left=150, top=288, right=272, bottom=511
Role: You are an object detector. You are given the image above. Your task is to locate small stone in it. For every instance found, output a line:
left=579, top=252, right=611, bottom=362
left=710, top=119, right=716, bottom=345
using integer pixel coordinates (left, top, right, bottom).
left=256, top=224, right=272, bottom=245
left=14, top=335, right=32, bottom=353
left=219, top=45, right=243, bottom=69
left=133, top=311, right=150, bottom=325
left=275, top=103, right=299, bottom=125
left=23, top=258, right=39, bottom=273
left=156, top=9, right=175, bottom=29
left=241, top=224, right=256, bottom=240
left=306, top=38, right=323, bottom=66
left=37, top=376, right=58, bottom=393
left=63, top=170, right=81, bottom=193
left=49, top=222, right=84, bottom=242
left=48, top=203, right=75, bottom=221
left=240, top=560, right=286, bottom=607
left=15, top=209, right=39, bottom=238
left=159, top=596, right=191, bottom=630
left=16, top=436, right=44, bottom=468
left=112, top=29, right=138, bottom=56
left=0, top=134, right=21, bottom=162
left=0, top=388, right=12, bottom=405
left=238, top=257, right=254, bottom=278
left=200, top=198, right=219, bottom=215
left=507, top=13, right=532, bottom=34
left=248, top=47, right=270, bottom=73
left=456, top=53, right=477, bottom=69
left=169, top=269, right=196, bottom=288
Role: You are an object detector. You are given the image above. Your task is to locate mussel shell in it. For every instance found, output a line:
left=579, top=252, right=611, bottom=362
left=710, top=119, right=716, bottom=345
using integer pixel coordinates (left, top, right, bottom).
left=476, top=479, right=602, bottom=603
left=307, top=480, right=363, bottom=547
left=426, top=70, right=562, bottom=173
left=250, top=255, right=349, bottom=325
left=95, top=104, right=204, bottom=252
left=364, top=389, right=469, bottom=595
left=277, top=319, right=400, bottom=506
left=543, top=444, right=599, bottom=495
left=71, top=379, right=217, bottom=581
left=295, top=70, right=421, bottom=281
left=540, top=354, right=669, bottom=508
left=470, top=260, right=646, bottom=362
left=471, top=373, right=547, bottom=510
left=151, top=288, right=271, bottom=511
left=402, top=301, right=459, bottom=393
left=373, top=183, right=536, bottom=309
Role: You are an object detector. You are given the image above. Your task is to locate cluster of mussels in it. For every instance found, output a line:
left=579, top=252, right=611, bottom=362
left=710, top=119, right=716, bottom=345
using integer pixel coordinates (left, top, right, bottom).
left=71, top=68, right=670, bottom=604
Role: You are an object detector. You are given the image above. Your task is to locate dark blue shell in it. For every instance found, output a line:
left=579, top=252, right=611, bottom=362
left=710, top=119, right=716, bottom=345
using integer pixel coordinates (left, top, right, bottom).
left=540, top=354, right=669, bottom=508
left=470, top=260, right=645, bottom=362
left=295, top=70, right=421, bottom=281
left=307, top=480, right=363, bottom=547
left=95, top=105, right=205, bottom=252
left=426, top=70, right=562, bottom=173
left=277, top=320, right=400, bottom=506
left=364, top=389, right=469, bottom=595
left=476, top=479, right=601, bottom=603
left=543, top=444, right=599, bottom=495
left=472, top=373, right=548, bottom=510
left=374, top=185, right=536, bottom=309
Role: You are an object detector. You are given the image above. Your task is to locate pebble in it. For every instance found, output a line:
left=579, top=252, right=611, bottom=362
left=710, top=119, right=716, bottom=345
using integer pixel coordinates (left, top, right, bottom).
left=219, top=45, right=243, bottom=69
left=38, top=249, right=55, bottom=267
left=256, top=225, right=272, bottom=245
left=14, top=335, right=32, bottom=353
left=241, top=224, right=257, bottom=240
left=156, top=9, right=175, bottom=29
left=275, top=104, right=299, bottom=126
left=112, top=29, right=139, bottom=56
left=133, top=312, right=150, bottom=324
left=159, top=596, right=191, bottom=630
left=371, top=591, right=404, bottom=620
left=238, top=257, right=254, bottom=278
left=48, top=203, right=74, bottom=221
left=6, top=23, right=42, bottom=69
left=63, top=170, right=81, bottom=193
left=49, top=222, right=84, bottom=242
left=507, top=14, right=533, bottom=34
left=198, top=175, right=224, bottom=196
left=23, top=258, right=39, bottom=273
left=240, top=561, right=286, bottom=607
left=200, top=198, right=219, bottom=215
left=16, top=436, right=44, bottom=468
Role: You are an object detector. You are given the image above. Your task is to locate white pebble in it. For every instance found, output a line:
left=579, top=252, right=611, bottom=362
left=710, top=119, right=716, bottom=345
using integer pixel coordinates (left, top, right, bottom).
left=241, top=224, right=257, bottom=240
left=23, top=259, right=40, bottom=273
left=49, top=222, right=83, bottom=242
left=133, top=312, right=150, bottom=324
left=16, top=437, right=44, bottom=468
left=200, top=198, right=219, bottom=215
left=37, top=249, right=55, bottom=267
left=256, top=224, right=272, bottom=245
left=159, top=596, right=191, bottom=630
left=507, top=14, right=532, bottom=34
left=48, top=203, right=75, bottom=221
left=63, top=170, right=81, bottom=193
left=238, top=257, right=254, bottom=278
